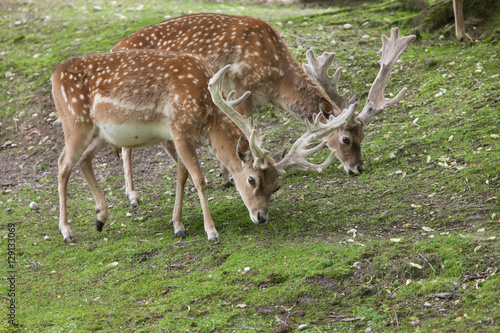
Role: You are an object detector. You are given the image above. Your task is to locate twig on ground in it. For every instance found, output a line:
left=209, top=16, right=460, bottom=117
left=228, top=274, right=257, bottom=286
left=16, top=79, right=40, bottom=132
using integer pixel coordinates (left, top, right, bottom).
left=418, top=252, right=436, bottom=273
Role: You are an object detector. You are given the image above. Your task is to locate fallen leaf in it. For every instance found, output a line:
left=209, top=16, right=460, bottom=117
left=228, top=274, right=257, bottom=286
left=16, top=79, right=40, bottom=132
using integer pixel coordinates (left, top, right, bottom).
left=409, top=262, right=422, bottom=269
left=422, top=226, right=434, bottom=232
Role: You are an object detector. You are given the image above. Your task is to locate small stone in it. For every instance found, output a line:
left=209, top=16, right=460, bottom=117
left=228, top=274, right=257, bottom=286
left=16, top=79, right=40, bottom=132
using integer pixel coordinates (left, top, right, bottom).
left=29, top=202, right=38, bottom=210
left=343, top=23, right=352, bottom=30
left=365, top=328, right=373, bottom=333
left=244, top=267, right=251, bottom=272
left=424, top=301, right=432, bottom=307
left=126, top=212, right=132, bottom=217
left=362, top=21, right=369, bottom=27
left=361, top=34, right=370, bottom=39
left=298, top=324, right=308, bottom=331
left=358, top=39, right=368, bottom=45
left=44, top=235, right=50, bottom=240
left=395, top=170, right=403, bottom=175
left=93, top=6, right=102, bottom=11
left=14, top=20, right=22, bottom=26
left=389, top=152, right=396, bottom=159
left=439, top=35, right=445, bottom=40
left=352, top=261, right=362, bottom=270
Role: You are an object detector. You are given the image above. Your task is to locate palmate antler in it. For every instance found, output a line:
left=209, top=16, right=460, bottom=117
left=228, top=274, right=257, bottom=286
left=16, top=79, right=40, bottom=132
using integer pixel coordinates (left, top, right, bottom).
left=275, top=103, right=358, bottom=174
left=303, top=27, right=416, bottom=125
left=208, top=65, right=269, bottom=170
left=209, top=65, right=356, bottom=174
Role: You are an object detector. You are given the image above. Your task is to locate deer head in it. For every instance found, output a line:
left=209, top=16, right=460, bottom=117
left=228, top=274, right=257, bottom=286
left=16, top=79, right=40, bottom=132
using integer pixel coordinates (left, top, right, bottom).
left=209, top=65, right=357, bottom=223
left=303, top=27, right=416, bottom=175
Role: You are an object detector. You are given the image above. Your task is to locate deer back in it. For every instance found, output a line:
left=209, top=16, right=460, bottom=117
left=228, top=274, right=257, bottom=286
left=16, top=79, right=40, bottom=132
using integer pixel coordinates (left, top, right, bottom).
left=52, top=50, right=218, bottom=148
left=112, top=13, right=332, bottom=118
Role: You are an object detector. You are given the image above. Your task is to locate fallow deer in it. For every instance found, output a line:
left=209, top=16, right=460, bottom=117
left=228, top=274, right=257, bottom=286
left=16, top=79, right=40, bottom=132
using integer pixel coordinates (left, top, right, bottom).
left=51, top=49, right=356, bottom=242
left=112, top=14, right=415, bottom=206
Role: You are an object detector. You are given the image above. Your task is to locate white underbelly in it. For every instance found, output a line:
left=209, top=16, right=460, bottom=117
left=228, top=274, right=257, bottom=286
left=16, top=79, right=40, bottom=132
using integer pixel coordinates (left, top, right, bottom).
left=99, top=122, right=172, bottom=148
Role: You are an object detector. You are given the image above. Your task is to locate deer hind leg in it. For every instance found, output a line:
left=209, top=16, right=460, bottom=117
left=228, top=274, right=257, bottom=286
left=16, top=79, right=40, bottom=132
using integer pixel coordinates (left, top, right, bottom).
left=57, top=129, right=96, bottom=243
left=453, top=0, right=473, bottom=44
left=122, top=147, right=141, bottom=207
left=173, top=136, right=219, bottom=241
left=78, top=137, right=109, bottom=232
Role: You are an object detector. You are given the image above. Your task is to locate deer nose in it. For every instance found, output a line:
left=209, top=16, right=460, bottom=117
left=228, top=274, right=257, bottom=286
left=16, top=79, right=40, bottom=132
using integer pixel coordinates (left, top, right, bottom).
left=357, top=165, right=365, bottom=173
left=257, top=212, right=268, bottom=224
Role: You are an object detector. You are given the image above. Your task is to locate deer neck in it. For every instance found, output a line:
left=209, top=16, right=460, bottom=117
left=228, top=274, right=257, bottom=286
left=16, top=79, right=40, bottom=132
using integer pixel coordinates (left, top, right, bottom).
left=276, top=61, right=336, bottom=120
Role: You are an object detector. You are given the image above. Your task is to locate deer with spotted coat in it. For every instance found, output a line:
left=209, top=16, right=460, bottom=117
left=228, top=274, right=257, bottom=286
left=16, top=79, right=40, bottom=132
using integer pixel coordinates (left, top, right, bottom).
left=112, top=13, right=415, bottom=206
left=52, top=49, right=356, bottom=242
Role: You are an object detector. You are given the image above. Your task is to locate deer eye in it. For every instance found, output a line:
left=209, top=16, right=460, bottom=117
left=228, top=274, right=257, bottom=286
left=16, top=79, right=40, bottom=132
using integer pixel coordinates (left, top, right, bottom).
left=248, top=176, right=256, bottom=186
left=342, top=136, right=351, bottom=145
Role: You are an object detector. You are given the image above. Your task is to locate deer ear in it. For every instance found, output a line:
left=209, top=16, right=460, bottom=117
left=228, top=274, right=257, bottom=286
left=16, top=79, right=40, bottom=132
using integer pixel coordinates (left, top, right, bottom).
left=272, top=148, right=287, bottom=163
left=237, top=136, right=253, bottom=164
left=319, top=97, right=334, bottom=117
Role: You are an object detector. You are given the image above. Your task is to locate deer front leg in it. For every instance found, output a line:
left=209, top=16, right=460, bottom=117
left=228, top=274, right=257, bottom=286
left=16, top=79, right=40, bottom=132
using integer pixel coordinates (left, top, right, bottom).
left=78, top=137, right=109, bottom=232
left=122, top=147, right=141, bottom=206
left=171, top=160, right=189, bottom=238
left=159, top=140, right=194, bottom=185
left=173, top=137, right=219, bottom=241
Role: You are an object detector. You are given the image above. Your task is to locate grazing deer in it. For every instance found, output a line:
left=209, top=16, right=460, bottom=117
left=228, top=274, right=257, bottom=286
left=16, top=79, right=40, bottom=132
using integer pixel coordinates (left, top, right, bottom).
left=453, top=0, right=473, bottom=44
left=112, top=14, right=415, bottom=206
left=51, top=49, right=356, bottom=242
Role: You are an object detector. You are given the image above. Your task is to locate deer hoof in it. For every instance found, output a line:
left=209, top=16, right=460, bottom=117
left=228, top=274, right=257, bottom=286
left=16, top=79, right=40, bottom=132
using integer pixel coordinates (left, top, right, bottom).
left=96, top=219, right=104, bottom=232
left=64, top=236, right=75, bottom=243
left=208, top=236, right=220, bottom=242
left=131, top=200, right=141, bottom=207
left=175, top=230, right=187, bottom=238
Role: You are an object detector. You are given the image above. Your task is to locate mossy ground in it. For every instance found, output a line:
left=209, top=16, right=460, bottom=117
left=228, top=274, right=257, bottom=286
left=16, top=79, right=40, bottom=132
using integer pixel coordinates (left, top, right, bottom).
left=0, top=1, right=498, bottom=332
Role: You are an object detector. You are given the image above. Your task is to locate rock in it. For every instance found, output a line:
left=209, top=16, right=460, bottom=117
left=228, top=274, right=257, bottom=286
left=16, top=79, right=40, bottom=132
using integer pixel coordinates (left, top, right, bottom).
left=439, top=35, right=445, bottom=40
left=343, top=23, right=352, bottom=30
left=126, top=212, right=132, bottom=217
left=298, top=324, right=308, bottom=330
left=244, top=267, right=251, bottom=272
left=358, top=39, right=368, bottom=45
left=29, top=202, right=39, bottom=210
left=352, top=261, right=362, bottom=270
left=389, top=152, right=396, bottom=159
left=424, top=301, right=432, bottom=307
left=44, top=235, right=50, bottom=240
left=93, top=6, right=102, bottom=11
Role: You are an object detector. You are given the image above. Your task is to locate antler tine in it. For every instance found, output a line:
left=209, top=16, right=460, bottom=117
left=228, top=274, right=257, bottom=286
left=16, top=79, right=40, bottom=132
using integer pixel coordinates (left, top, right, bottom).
left=276, top=103, right=358, bottom=174
left=208, top=65, right=269, bottom=169
left=355, top=27, right=416, bottom=125
left=302, top=49, right=351, bottom=111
